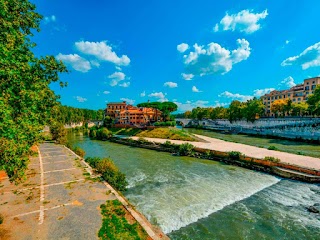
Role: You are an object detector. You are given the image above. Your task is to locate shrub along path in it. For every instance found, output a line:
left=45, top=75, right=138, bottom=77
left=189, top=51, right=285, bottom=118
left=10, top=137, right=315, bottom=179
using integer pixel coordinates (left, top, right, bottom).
left=131, top=134, right=320, bottom=171
left=0, top=143, right=165, bottom=240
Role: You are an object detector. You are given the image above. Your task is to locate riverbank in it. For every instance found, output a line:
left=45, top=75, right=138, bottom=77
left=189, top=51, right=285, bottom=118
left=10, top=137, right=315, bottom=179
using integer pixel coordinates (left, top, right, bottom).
left=108, top=135, right=320, bottom=183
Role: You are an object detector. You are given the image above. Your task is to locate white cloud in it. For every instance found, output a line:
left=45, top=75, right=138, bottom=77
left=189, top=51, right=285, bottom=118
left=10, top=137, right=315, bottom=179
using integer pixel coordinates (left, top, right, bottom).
left=214, top=9, right=268, bottom=34
left=192, top=86, right=202, bottom=92
left=180, top=39, right=251, bottom=77
left=76, top=96, right=87, bottom=103
left=280, top=76, right=296, bottom=88
left=140, top=91, right=146, bottom=97
left=119, top=82, right=130, bottom=88
left=174, top=100, right=209, bottom=112
left=219, top=91, right=253, bottom=101
left=148, top=92, right=168, bottom=102
left=90, top=60, right=100, bottom=67
left=44, top=15, right=56, bottom=24
left=120, top=98, right=135, bottom=105
left=281, top=42, right=320, bottom=70
left=253, top=88, right=275, bottom=97
left=75, top=41, right=130, bottom=66
left=212, top=101, right=229, bottom=107
left=177, top=43, right=189, bottom=53
left=56, top=53, right=91, bottom=72
left=285, top=40, right=290, bottom=45
left=164, top=82, right=178, bottom=88
left=103, top=91, right=110, bottom=94
left=181, top=73, right=194, bottom=80
left=115, top=66, right=122, bottom=71
left=108, top=72, right=126, bottom=86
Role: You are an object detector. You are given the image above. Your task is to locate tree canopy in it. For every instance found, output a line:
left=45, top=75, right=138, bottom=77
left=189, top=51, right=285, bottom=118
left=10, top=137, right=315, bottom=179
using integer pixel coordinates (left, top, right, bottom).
left=137, top=101, right=178, bottom=121
left=307, top=86, right=320, bottom=115
left=0, top=0, right=67, bottom=181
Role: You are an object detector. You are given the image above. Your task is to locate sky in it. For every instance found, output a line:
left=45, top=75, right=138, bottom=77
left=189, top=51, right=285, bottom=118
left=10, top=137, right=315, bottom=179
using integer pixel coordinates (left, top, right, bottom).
left=31, top=0, right=320, bottom=112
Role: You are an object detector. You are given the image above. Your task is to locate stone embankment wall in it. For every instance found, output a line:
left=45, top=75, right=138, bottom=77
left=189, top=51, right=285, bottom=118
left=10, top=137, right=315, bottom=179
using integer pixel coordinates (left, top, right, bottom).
left=109, top=137, right=320, bottom=183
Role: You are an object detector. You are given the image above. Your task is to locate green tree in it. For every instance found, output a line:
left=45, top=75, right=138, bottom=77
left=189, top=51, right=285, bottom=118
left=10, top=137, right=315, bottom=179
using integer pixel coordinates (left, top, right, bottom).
left=307, top=86, right=320, bottom=116
left=271, top=99, right=287, bottom=117
left=228, top=101, right=244, bottom=122
left=292, top=102, right=309, bottom=116
left=243, top=98, right=265, bottom=122
left=0, top=0, right=67, bottom=181
left=137, top=101, right=178, bottom=121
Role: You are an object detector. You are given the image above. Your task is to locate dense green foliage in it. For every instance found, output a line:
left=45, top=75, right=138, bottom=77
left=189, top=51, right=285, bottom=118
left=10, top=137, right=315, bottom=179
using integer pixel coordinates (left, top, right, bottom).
left=137, top=101, right=178, bottom=121
left=99, top=200, right=148, bottom=240
left=86, top=157, right=128, bottom=192
left=178, top=143, right=194, bottom=156
left=264, top=156, right=280, bottom=163
left=50, top=123, right=67, bottom=144
left=228, top=151, right=243, bottom=160
left=307, top=85, right=320, bottom=115
left=89, top=127, right=113, bottom=140
left=136, top=128, right=196, bottom=141
left=0, top=0, right=67, bottom=181
left=55, top=106, right=104, bottom=124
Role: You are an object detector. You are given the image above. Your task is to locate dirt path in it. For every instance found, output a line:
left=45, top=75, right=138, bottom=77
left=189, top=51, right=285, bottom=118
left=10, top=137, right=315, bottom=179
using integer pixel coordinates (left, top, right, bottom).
left=0, top=143, right=165, bottom=240
left=131, top=134, right=320, bottom=171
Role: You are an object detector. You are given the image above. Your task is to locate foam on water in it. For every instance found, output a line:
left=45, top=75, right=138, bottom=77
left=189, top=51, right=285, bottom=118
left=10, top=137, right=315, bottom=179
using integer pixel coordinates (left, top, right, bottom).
left=126, top=166, right=280, bottom=233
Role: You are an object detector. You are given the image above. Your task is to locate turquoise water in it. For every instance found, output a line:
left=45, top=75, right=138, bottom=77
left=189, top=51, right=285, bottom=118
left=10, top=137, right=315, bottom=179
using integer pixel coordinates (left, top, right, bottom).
left=69, top=133, right=320, bottom=239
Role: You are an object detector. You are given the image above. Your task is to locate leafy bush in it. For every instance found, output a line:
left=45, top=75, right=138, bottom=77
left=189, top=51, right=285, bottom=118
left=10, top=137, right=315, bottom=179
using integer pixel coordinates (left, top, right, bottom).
left=228, top=151, right=243, bottom=160
left=73, top=146, right=86, bottom=158
left=264, top=156, right=280, bottom=163
left=89, top=129, right=97, bottom=139
left=85, top=157, right=128, bottom=192
left=137, top=137, right=149, bottom=144
left=178, top=143, right=194, bottom=156
left=50, top=123, right=67, bottom=144
left=96, top=128, right=113, bottom=140
left=136, top=128, right=196, bottom=141
left=268, top=145, right=278, bottom=150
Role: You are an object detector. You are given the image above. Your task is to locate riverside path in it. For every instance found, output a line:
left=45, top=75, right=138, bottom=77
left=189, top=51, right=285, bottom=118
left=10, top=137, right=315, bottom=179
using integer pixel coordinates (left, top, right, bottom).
left=0, top=143, right=165, bottom=240
left=131, top=134, right=320, bottom=171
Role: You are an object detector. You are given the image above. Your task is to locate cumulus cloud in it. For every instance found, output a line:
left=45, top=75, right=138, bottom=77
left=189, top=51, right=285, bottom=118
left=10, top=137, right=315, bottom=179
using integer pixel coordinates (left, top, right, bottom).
left=174, top=100, right=209, bottom=112
left=119, top=82, right=130, bottom=88
left=140, top=91, right=146, bottom=97
left=181, top=73, right=194, bottom=80
left=253, top=88, right=275, bottom=97
left=44, top=15, right=56, bottom=24
left=285, top=40, right=290, bottom=45
left=75, top=41, right=130, bottom=66
left=180, top=39, right=251, bottom=77
left=164, top=82, right=178, bottom=88
left=212, top=101, right=229, bottom=107
left=56, top=53, right=91, bottom=72
left=148, top=92, right=168, bottom=102
left=76, top=96, right=87, bottom=103
left=219, top=91, right=253, bottom=101
left=177, top=43, right=189, bottom=53
left=279, top=76, right=296, bottom=88
left=108, top=72, right=126, bottom=86
left=214, top=9, right=268, bottom=34
left=103, top=91, right=110, bottom=94
left=281, top=42, right=320, bottom=70
left=192, top=86, right=202, bottom=92
left=120, top=98, right=135, bottom=105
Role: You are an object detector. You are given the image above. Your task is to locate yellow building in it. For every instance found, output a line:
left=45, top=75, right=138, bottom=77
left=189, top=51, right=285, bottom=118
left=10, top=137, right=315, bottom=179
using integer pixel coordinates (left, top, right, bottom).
left=261, top=77, right=320, bottom=116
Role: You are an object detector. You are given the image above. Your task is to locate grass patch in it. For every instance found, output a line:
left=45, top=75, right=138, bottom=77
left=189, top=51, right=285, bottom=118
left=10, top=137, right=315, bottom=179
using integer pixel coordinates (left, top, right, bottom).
left=99, top=200, right=148, bottom=240
left=110, top=128, right=142, bottom=136
left=268, top=145, right=278, bottom=150
left=136, top=128, right=197, bottom=141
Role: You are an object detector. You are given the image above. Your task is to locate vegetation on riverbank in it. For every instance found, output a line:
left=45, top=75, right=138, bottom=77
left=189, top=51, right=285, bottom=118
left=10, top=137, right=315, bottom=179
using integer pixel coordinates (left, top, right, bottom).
left=99, top=200, right=148, bottom=240
left=136, top=128, right=197, bottom=141
left=86, top=157, right=128, bottom=192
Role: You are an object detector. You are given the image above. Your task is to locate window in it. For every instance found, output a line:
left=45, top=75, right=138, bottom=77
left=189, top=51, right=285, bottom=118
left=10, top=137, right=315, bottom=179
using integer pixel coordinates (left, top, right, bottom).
left=307, top=82, right=309, bottom=85
left=312, top=85, right=316, bottom=90
left=293, top=99, right=296, bottom=101
left=305, top=86, right=310, bottom=90
left=313, top=81, right=315, bottom=84
left=298, top=98, right=301, bottom=101
left=275, top=96, right=278, bottom=99
left=288, top=93, right=291, bottom=97
left=268, top=97, right=270, bottom=100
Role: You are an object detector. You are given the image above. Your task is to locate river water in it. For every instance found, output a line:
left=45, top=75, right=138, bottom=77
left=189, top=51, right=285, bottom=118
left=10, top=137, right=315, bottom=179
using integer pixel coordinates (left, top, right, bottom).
left=68, top=133, right=320, bottom=239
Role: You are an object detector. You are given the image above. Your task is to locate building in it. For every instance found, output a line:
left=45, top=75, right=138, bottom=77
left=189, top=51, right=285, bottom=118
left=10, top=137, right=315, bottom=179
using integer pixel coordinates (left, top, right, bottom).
left=261, top=77, right=320, bottom=116
left=105, top=101, right=162, bottom=125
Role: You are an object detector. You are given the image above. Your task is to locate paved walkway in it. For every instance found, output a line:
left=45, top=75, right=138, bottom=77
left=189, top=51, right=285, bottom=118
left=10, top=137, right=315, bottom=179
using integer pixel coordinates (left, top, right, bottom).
left=131, top=134, right=320, bottom=171
left=0, top=143, right=165, bottom=240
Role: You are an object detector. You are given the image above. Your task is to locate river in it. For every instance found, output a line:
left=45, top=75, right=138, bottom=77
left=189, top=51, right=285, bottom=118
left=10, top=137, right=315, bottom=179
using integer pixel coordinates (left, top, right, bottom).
left=68, top=132, right=320, bottom=239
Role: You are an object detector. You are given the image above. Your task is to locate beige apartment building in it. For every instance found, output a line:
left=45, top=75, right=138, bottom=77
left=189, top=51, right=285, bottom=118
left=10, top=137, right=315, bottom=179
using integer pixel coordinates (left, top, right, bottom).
left=260, top=77, right=320, bottom=116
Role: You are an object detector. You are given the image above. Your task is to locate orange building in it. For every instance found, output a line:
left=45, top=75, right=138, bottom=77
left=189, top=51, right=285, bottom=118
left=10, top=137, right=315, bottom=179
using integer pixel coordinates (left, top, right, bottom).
left=105, top=102, right=162, bottom=126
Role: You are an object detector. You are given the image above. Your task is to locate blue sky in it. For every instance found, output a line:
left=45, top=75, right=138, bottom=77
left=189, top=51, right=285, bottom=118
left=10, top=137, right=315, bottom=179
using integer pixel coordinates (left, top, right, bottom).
left=32, top=0, right=320, bottom=112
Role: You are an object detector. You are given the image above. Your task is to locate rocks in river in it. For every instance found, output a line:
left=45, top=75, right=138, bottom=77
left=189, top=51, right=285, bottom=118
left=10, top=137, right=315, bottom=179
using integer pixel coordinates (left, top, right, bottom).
left=307, top=205, right=320, bottom=213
